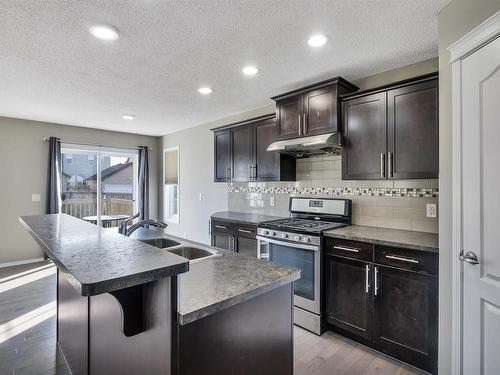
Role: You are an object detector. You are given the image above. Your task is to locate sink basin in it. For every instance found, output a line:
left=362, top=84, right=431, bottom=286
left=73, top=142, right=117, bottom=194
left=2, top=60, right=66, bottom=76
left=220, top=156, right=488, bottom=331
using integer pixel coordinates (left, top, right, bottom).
left=140, top=238, right=181, bottom=249
left=167, top=246, right=218, bottom=262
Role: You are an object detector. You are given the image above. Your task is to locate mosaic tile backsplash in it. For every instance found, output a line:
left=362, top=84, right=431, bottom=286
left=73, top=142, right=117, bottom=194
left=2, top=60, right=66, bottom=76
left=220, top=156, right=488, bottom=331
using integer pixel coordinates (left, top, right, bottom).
left=228, top=155, right=439, bottom=233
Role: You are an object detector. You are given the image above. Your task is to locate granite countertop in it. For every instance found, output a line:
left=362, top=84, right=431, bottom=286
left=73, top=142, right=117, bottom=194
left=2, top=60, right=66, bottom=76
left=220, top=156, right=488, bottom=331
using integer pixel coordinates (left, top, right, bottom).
left=211, top=211, right=285, bottom=225
left=19, top=214, right=189, bottom=296
left=129, top=228, right=300, bottom=326
left=324, top=225, right=439, bottom=252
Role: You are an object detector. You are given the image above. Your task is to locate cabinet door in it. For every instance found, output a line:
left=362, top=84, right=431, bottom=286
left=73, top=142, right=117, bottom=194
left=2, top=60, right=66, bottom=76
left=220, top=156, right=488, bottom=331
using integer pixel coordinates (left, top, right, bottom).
left=276, top=95, right=303, bottom=140
left=342, top=92, right=387, bottom=180
left=325, top=254, right=373, bottom=341
left=303, top=86, right=338, bottom=135
left=235, top=236, right=257, bottom=258
left=373, top=265, right=438, bottom=374
left=231, top=124, right=254, bottom=182
left=387, top=79, right=438, bottom=179
left=211, top=232, right=233, bottom=251
left=214, top=130, right=231, bottom=182
left=255, top=118, right=280, bottom=181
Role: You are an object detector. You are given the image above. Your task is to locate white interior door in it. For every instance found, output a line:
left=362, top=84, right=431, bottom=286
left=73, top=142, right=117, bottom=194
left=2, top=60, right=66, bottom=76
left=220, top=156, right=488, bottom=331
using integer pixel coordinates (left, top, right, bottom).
left=461, top=35, right=500, bottom=375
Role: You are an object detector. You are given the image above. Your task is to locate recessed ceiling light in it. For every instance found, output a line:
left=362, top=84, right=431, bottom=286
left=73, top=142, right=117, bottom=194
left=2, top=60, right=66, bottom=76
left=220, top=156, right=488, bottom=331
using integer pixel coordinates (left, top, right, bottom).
left=121, top=114, right=135, bottom=120
left=89, top=25, right=119, bottom=41
left=307, top=34, right=328, bottom=47
left=242, top=66, right=259, bottom=76
left=198, top=87, right=213, bottom=95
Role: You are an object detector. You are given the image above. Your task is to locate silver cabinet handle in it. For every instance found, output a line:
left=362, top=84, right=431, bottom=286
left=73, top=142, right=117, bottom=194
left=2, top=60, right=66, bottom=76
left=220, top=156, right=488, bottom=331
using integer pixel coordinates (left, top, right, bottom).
left=333, top=245, right=360, bottom=253
left=303, top=113, right=307, bottom=135
left=215, top=225, right=227, bottom=229
left=253, top=164, right=257, bottom=180
left=385, top=254, right=420, bottom=264
left=208, top=220, right=211, bottom=235
left=374, top=266, right=379, bottom=296
left=380, top=153, right=385, bottom=179
left=459, top=251, right=479, bottom=265
left=237, top=229, right=253, bottom=234
left=388, top=152, right=393, bottom=178
left=249, top=164, right=253, bottom=181
left=365, top=264, right=370, bottom=294
left=298, top=115, right=302, bottom=135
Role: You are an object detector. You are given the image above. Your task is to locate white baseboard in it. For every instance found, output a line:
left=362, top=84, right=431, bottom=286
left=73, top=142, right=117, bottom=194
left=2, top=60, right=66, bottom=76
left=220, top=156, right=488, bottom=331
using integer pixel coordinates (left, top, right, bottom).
left=0, top=258, right=46, bottom=269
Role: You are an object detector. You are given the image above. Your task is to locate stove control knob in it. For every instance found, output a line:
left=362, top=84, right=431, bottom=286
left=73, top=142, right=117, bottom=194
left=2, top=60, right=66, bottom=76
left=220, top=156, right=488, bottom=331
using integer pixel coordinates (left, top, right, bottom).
left=271, top=231, right=277, bottom=236
left=263, top=230, right=270, bottom=236
left=281, top=233, right=288, bottom=239
left=302, top=236, right=311, bottom=243
left=294, top=235, right=302, bottom=242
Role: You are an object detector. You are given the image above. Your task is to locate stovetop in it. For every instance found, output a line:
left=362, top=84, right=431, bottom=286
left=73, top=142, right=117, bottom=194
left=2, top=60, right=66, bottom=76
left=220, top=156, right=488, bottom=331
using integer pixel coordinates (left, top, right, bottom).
left=259, top=218, right=348, bottom=235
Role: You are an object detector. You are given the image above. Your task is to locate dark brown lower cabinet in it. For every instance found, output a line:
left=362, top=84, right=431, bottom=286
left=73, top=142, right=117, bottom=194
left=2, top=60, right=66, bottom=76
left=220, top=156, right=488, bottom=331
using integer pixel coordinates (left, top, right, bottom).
left=211, top=232, right=232, bottom=251
left=325, top=255, right=373, bottom=341
left=211, top=217, right=258, bottom=257
left=236, top=235, right=258, bottom=258
left=373, top=265, right=438, bottom=374
left=324, top=238, right=438, bottom=374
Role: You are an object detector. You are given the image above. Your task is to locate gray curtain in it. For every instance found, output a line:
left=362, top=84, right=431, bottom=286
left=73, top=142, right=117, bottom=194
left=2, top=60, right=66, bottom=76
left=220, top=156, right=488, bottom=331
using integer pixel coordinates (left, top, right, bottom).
left=46, top=137, right=62, bottom=214
left=138, top=146, right=149, bottom=220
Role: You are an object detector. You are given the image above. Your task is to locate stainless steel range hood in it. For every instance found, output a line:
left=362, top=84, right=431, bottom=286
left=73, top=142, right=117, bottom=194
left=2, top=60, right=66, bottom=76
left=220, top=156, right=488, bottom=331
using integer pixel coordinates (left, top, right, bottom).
left=267, top=132, right=342, bottom=157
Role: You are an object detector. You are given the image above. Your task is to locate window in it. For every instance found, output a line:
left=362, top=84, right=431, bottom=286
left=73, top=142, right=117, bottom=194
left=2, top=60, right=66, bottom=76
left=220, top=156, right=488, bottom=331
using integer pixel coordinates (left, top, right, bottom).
left=61, top=145, right=138, bottom=228
left=163, top=147, right=179, bottom=223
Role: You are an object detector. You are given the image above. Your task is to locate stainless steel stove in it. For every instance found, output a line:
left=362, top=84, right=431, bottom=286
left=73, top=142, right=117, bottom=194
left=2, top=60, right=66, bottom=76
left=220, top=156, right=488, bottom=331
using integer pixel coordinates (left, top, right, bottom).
left=257, top=197, right=352, bottom=335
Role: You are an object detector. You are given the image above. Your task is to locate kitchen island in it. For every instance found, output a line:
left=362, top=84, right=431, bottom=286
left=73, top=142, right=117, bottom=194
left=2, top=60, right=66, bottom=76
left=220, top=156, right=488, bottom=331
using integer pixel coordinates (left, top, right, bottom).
left=20, top=214, right=300, bottom=375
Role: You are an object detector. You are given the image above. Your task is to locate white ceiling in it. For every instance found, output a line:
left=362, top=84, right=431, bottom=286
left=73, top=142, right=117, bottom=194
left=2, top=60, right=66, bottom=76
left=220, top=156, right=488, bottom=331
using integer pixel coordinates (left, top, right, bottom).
left=0, top=0, right=448, bottom=136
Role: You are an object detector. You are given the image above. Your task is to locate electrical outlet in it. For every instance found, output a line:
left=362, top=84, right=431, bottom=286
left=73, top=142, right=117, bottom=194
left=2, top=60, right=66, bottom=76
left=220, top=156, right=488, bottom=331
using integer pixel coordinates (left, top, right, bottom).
left=426, top=204, right=437, bottom=218
left=270, top=197, right=275, bottom=207
left=199, top=193, right=203, bottom=201
left=32, top=193, right=41, bottom=202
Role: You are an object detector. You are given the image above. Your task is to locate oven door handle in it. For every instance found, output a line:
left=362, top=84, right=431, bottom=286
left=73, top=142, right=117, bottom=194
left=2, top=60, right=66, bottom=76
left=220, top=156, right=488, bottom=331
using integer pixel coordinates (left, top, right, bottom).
left=256, top=236, right=319, bottom=251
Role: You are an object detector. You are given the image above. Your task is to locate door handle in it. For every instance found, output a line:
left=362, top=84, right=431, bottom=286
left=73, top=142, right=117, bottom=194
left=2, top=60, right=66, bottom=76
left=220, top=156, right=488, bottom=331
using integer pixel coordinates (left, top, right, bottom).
left=238, top=229, right=253, bottom=234
left=459, top=251, right=479, bottom=265
left=374, top=266, right=379, bottom=296
left=249, top=164, right=253, bottom=181
left=215, top=225, right=227, bottom=229
left=303, top=113, right=307, bottom=135
left=365, top=264, right=370, bottom=294
left=298, top=115, right=302, bottom=135
left=380, top=153, right=385, bottom=179
left=253, top=164, right=257, bottom=180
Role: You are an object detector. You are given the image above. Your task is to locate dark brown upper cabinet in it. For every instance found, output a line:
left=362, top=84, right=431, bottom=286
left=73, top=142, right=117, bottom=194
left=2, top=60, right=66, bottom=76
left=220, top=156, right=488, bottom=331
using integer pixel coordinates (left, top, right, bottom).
left=341, top=74, right=438, bottom=180
left=272, top=77, right=358, bottom=141
left=231, top=124, right=254, bottom=182
left=342, top=92, right=387, bottom=180
left=214, top=129, right=232, bottom=182
left=212, top=115, right=295, bottom=182
left=387, top=79, right=439, bottom=179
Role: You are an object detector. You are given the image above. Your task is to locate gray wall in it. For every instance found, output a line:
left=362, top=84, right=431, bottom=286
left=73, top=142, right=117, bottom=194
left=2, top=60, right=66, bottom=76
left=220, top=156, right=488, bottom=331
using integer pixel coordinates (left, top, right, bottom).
left=160, top=59, right=438, bottom=244
left=0, top=117, right=160, bottom=264
left=437, top=1, right=500, bottom=373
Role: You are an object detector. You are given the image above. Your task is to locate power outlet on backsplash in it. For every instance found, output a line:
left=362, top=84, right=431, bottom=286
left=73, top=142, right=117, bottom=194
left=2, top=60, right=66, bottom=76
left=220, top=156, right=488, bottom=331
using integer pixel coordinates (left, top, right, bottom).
left=270, top=197, right=275, bottom=207
left=426, top=204, right=437, bottom=218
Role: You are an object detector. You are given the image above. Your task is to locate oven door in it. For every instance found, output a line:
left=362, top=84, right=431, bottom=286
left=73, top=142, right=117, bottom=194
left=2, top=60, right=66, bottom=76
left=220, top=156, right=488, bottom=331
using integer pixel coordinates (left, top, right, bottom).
left=257, top=236, right=320, bottom=314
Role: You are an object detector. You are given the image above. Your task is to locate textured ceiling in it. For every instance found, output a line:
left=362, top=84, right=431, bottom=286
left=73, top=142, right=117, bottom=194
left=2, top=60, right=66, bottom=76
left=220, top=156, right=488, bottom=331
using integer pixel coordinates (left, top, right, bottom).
left=0, top=0, right=448, bottom=136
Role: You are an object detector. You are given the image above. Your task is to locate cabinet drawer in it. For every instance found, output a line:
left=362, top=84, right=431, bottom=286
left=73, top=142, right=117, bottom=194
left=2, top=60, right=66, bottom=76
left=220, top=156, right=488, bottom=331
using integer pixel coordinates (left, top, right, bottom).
left=324, top=238, right=373, bottom=262
left=234, top=224, right=257, bottom=239
left=211, top=219, right=234, bottom=234
left=374, top=246, right=438, bottom=276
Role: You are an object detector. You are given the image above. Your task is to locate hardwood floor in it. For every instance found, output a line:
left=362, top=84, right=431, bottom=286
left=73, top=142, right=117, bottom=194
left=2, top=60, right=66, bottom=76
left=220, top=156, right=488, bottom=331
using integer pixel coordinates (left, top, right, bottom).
left=0, top=261, right=426, bottom=375
left=294, top=326, right=426, bottom=375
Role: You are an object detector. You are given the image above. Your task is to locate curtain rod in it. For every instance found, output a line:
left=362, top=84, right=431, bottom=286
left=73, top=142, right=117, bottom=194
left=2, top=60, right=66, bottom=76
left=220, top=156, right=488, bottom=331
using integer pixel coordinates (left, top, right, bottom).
left=42, top=138, right=153, bottom=151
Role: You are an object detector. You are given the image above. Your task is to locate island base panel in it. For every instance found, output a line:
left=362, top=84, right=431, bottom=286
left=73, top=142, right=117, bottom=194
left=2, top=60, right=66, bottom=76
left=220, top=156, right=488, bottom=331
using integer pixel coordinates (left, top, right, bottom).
left=176, top=284, right=294, bottom=375
left=57, top=271, right=176, bottom=375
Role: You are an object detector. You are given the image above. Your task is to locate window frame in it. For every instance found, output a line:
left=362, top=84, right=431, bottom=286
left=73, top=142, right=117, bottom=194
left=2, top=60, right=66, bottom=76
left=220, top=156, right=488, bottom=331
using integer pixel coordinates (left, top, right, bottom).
left=163, top=146, right=180, bottom=224
left=61, top=144, right=139, bottom=227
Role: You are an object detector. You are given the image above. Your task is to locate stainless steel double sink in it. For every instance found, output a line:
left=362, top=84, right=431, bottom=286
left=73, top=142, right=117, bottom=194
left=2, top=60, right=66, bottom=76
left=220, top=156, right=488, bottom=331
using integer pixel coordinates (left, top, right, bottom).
left=139, top=237, right=219, bottom=262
